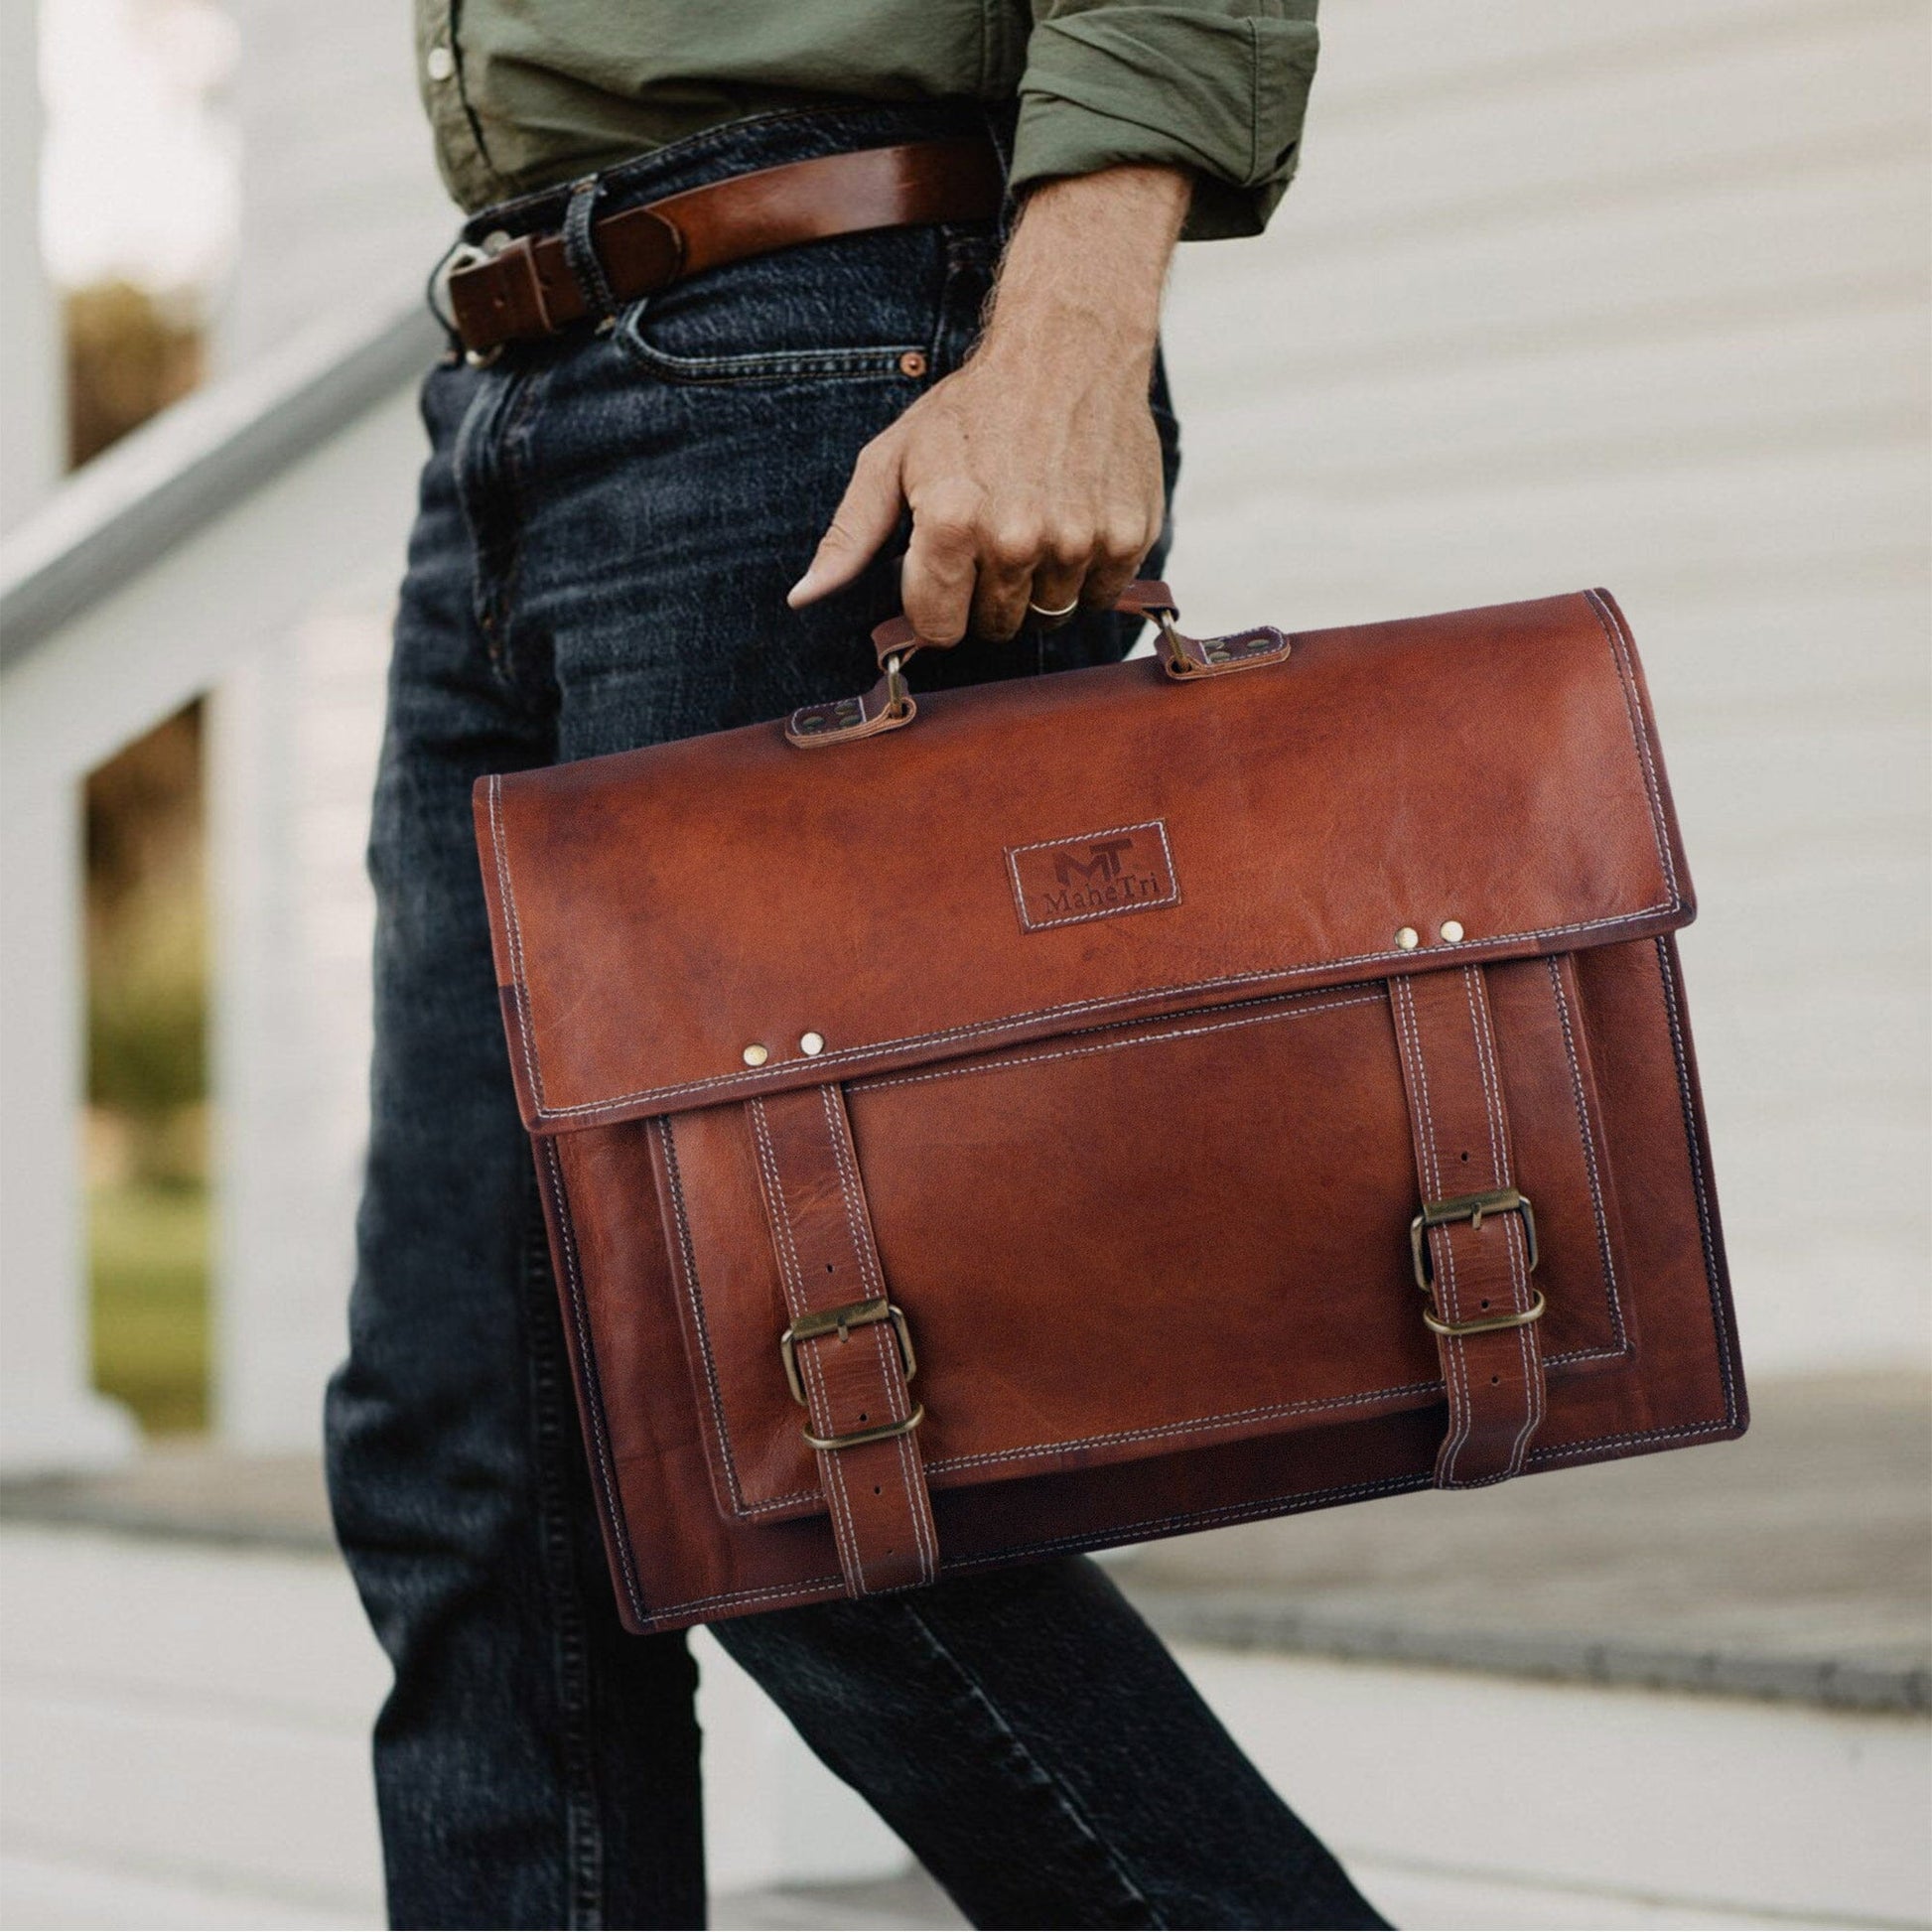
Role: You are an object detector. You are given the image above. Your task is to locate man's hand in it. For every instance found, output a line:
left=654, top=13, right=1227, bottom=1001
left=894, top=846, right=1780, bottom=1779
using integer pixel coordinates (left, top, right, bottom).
left=787, top=165, right=1190, bottom=644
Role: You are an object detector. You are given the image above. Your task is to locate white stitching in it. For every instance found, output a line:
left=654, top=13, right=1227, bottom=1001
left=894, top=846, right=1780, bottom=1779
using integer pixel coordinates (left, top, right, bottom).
left=631, top=1472, right=1437, bottom=1624
left=494, top=595, right=1688, bottom=1123
left=517, top=900, right=1682, bottom=1122
left=820, top=1084, right=938, bottom=1585
left=1584, top=590, right=1680, bottom=904
left=928, top=1378, right=1443, bottom=1471
left=1390, top=978, right=1472, bottom=1482
left=653, top=1115, right=824, bottom=1514
left=659, top=966, right=1628, bottom=1514
left=653, top=1119, right=766, bottom=1514
left=860, top=990, right=1384, bottom=1094
left=486, top=775, right=548, bottom=1115
left=1462, top=966, right=1541, bottom=1480
left=541, top=1137, right=648, bottom=1623
left=632, top=1574, right=847, bottom=1621
left=1546, top=957, right=1628, bottom=1353
left=1527, top=1418, right=1734, bottom=1462
left=627, top=943, right=1742, bottom=1626
left=1005, top=817, right=1182, bottom=933
left=751, top=1099, right=867, bottom=1591
left=1652, top=936, right=1740, bottom=1426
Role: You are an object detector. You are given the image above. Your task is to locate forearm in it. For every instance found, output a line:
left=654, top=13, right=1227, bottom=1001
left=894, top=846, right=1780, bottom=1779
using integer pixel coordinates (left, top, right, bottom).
left=977, top=165, right=1191, bottom=378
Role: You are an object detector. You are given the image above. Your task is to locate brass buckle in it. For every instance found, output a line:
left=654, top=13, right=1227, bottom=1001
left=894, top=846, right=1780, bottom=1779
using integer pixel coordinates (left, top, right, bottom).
left=1421, top=1292, right=1545, bottom=1339
left=779, top=1296, right=917, bottom=1407
left=1410, top=1187, right=1545, bottom=1337
left=802, top=1404, right=926, bottom=1451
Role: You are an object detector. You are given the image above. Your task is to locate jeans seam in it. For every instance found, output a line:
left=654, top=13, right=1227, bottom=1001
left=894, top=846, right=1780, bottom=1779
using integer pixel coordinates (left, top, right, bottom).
left=899, top=1598, right=1165, bottom=1928
left=522, top=1171, right=607, bottom=1927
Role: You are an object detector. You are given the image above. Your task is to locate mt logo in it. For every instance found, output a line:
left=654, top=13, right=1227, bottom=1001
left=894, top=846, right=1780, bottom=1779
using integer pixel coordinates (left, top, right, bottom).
left=1005, top=819, right=1181, bottom=932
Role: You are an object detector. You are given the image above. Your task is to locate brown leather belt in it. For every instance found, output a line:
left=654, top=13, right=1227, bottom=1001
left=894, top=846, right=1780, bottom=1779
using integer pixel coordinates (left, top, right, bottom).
left=447, top=139, right=1006, bottom=361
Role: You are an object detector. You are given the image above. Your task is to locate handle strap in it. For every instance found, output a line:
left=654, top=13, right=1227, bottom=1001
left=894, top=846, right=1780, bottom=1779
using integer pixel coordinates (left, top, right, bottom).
left=788, top=583, right=1291, bottom=749
left=870, top=580, right=1181, bottom=669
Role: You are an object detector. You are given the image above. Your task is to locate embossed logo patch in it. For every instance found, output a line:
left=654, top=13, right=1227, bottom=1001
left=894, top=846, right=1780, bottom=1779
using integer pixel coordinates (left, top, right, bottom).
left=1006, top=820, right=1180, bottom=932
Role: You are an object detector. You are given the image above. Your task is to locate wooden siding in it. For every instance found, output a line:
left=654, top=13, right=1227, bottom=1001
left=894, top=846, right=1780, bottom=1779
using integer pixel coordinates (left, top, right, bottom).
left=1165, top=0, right=1931, bottom=1373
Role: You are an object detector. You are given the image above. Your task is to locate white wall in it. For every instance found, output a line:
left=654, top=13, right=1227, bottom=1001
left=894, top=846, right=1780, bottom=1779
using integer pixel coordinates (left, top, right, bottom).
left=214, top=0, right=451, bottom=369
left=1, top=3, right=62, bottom=530
left=207, top=0, right=1930, bottom=1448
left=1165, top=0, right=1932, bottom=1374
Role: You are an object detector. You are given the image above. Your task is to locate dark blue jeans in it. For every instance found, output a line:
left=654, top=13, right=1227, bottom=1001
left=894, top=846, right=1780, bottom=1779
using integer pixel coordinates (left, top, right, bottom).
left=326, top=102, right=1386, bottom=1932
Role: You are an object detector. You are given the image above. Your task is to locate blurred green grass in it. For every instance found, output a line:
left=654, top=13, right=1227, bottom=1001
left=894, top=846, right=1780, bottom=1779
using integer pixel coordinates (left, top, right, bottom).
left=90, top=1179, right=209, bottom=1435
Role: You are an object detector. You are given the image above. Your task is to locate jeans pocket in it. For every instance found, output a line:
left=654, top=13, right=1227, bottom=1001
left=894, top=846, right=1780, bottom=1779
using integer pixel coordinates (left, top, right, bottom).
left=615, top=223, right=957, bottom=386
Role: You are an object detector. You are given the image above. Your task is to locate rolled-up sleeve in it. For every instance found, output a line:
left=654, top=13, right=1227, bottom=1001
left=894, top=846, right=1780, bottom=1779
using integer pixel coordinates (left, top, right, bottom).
left=1009, top=0, right=1318, bottom=239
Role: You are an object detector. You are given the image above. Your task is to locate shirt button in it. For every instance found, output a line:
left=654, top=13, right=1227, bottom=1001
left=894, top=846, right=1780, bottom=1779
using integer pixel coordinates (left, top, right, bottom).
left=425, top=44, right=456, bottom=82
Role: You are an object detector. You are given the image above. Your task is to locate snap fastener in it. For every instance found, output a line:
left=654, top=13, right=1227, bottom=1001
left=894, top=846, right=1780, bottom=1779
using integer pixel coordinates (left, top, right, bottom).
left=898, top=350, right=928, bottom=378
left=742, top=1043, right=768, bottom=1067
left=426, top=43, right=456, bottom=81
left=799, top=1032, right=825, bottom=1057
left=1441, top=919, right=1465, bottom=943
left=1396, top=926, right=1420, bottom=951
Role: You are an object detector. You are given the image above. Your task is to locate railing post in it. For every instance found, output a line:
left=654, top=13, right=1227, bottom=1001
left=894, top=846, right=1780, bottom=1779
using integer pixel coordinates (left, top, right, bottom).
left=0, top=754, right=138, bottom=1471
left=0, top=301, right=436, bottom=1474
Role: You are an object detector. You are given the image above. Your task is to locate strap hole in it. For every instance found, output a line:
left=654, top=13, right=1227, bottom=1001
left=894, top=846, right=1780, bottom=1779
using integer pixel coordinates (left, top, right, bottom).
left=1459, top=1151, right=1470, bottom=1163
left=1479, top=1299, right=1490, bottom=1310
left=874, top=1485, right=882, bottom=1495
left=858, top=1412, right=868, bottom=1423
left=1491, top=1374, right=1501, bottom=1385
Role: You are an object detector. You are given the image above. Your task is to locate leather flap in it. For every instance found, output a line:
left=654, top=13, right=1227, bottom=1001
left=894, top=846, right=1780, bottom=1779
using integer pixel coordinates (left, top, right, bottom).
left=476, top=590, right=1692, bottom=1132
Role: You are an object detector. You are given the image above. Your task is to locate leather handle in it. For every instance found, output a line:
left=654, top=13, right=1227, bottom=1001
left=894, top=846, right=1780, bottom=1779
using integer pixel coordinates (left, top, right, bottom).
left=787, top=583, right=1292, bottom=750
left=871, top=580, right=1177, bottom=669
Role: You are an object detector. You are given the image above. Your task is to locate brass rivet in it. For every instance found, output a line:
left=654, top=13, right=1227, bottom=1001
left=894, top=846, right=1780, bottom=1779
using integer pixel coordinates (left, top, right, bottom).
left=1441, top=919, right=1465, bottom=944
left=898, top=349, right=928, bottom=379
left=1396, top=926, right=1420, bottom=951
left=799, top=1032, right=825, bottom=1057
left=742, top=1043, right=768, bottom=1067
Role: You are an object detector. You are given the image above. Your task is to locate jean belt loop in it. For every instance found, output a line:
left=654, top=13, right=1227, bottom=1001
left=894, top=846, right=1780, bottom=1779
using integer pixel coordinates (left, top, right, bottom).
left=561, top=174, right=621, bottom=334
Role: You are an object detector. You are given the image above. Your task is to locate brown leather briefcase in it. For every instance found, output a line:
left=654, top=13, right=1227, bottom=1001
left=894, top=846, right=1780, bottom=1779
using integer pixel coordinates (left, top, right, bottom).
left=474, top=586, right=1746, bottom=1633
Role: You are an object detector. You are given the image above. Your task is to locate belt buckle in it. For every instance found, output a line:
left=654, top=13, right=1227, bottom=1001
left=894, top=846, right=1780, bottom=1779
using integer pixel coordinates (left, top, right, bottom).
left=779, top=1296, right=918, bottom=1407
left=1409, top=1187, right=1546, bottom=1337
left=435, top=237, right=508, bottom=366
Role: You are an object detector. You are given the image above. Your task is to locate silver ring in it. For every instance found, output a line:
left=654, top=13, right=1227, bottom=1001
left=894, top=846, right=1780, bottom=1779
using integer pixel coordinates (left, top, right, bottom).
left=1027, top=597, right=1080, bottom=621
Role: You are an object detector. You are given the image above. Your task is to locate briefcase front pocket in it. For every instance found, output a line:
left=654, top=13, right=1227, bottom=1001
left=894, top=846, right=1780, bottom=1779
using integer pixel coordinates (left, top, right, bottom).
left=645, top=955, right=1634, bottom=1529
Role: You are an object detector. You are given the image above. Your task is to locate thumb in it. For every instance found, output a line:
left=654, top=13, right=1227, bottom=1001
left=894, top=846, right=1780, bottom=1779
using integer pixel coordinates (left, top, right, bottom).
left=787, top=439, right=903, bottom=608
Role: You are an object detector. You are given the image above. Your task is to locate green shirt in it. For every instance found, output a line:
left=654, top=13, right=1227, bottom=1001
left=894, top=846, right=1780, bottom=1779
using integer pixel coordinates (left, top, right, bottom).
left=414, top=1, right=1318, bottom=241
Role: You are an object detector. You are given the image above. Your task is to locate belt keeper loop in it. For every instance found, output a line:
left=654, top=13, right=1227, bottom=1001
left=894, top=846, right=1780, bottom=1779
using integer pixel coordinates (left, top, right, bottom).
left=561, top=175, right=621, bottom=333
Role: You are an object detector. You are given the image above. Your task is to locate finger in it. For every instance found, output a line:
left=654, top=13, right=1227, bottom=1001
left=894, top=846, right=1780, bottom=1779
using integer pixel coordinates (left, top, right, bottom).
left=1080, top=511, right=1158, bottom=614
left=900, top=494, right=980, bottom=646
left=787, top=437, right=903, bottom=608
left=1026, top=550, right=1087, bottom=629
left=971, top=516, right=1047, bottom=641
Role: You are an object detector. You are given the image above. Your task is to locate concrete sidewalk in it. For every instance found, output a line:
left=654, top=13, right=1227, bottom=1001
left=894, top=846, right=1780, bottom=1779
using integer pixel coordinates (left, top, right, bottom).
left=3, top=1374, right=1928, bottom=1929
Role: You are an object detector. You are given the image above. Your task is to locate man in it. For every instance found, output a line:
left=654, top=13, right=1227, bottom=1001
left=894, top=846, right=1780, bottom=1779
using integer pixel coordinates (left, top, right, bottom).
left=327, top=4, right=1386, bottom=1926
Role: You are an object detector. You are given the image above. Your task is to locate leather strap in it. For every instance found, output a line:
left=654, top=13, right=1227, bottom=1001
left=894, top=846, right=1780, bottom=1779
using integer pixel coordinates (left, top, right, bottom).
left=1389, top=966, right=1549, bottom=1486
left=449, top=139, right=1006, bottom=356
left=871, top=580, right=1178, bottom=668
left=748, top=1084, right=938, bottom=1595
